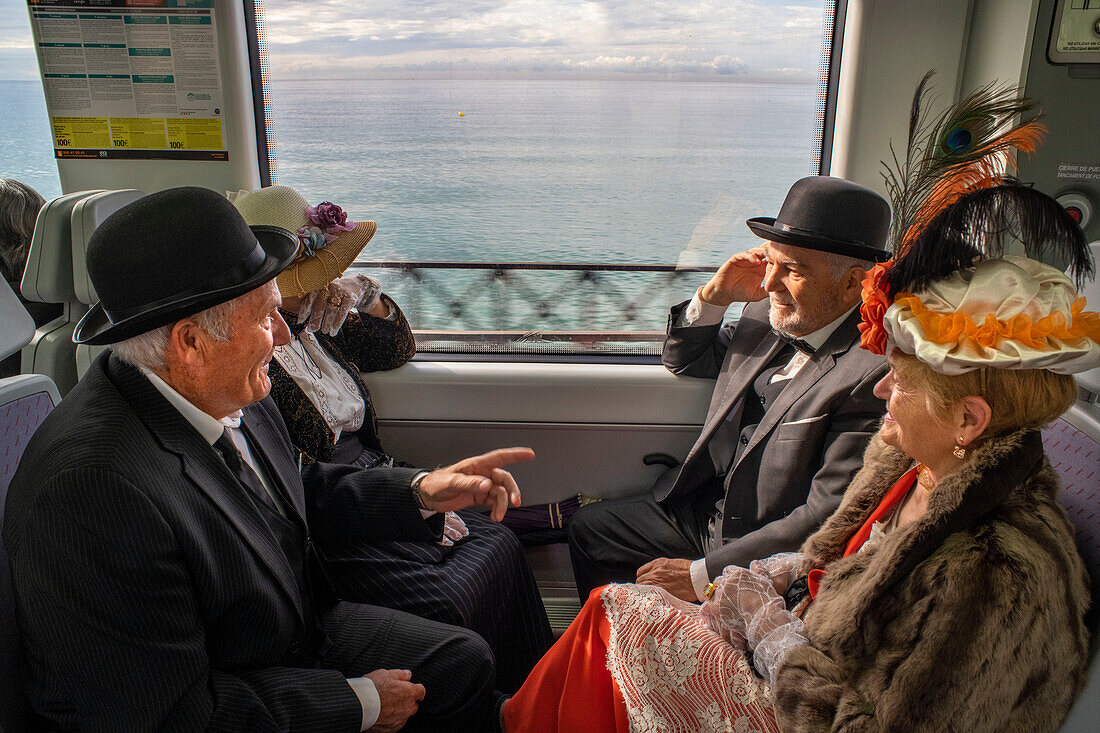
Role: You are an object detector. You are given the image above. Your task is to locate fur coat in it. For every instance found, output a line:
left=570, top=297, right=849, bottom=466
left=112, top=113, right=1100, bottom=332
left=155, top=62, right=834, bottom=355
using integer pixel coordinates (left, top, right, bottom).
left=267, top=295, right=416, bottom=464
left=774, top=428, right=1090, bottom=732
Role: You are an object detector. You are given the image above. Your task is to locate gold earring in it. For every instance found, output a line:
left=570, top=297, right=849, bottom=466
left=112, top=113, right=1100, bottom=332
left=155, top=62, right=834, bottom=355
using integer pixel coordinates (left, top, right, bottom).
left=953, top=441, right=966, bottom=459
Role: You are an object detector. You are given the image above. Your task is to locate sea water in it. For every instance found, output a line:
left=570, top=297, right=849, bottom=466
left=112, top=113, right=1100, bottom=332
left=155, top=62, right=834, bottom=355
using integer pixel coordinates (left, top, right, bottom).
left=2, top=78, right=819, bottom=334
left=266, top=79, right=818, bottom=334
left=267, top=78, right=818, bottom=267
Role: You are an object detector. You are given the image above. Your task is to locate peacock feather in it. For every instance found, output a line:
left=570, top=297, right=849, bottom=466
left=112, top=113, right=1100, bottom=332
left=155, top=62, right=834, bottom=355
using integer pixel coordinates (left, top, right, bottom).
left=881, top=70, right=1045, bottom=257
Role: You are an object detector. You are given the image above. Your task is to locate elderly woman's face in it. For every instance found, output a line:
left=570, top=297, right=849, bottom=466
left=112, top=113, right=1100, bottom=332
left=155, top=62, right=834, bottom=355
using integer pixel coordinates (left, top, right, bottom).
left=873, top=351, right=956, bottom=463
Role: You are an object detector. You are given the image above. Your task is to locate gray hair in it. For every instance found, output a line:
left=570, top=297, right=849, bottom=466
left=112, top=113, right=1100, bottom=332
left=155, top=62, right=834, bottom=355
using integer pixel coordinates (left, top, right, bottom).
left=0, top=179, right=46, bottom=283
left=821, top=252, right=875, bottom=281
left=111, top=297, right=239, bottom=371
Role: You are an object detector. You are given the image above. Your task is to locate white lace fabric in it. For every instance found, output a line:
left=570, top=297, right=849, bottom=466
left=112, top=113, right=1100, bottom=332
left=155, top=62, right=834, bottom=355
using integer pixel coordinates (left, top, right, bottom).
left=273, top=332, right=366, bottom=436
left=751, top=618, right=807, bottom=688
left=749, top=552, right=802, bottom=595
left=601, top=584, right=779, bottom=733
left=296, top=274, right=382, bottom=335
left=438, top=511, right=469, bottom=547
left=860, top=521, right=889, bottom=554
left=701, top=562, right=808, bottom=686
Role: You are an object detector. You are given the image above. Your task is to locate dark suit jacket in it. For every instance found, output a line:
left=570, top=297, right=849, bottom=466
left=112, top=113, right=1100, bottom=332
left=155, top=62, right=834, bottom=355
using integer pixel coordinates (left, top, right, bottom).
left=4, top=352, right=435, bottom=732
left=662, top=299, right=887, bottom=576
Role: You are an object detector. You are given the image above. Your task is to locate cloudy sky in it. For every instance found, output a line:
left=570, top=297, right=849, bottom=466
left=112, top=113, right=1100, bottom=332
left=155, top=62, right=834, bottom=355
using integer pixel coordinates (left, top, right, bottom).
left=1, top=0, right=826, bottom=82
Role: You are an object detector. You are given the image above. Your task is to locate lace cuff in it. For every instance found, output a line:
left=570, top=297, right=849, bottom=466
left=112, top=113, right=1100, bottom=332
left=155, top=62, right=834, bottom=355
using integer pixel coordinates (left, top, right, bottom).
left=751, top=617, right=807, bottom=686
left=438, top=511, right=470, bottom=547
left=749, top=551, right=803, bottom=595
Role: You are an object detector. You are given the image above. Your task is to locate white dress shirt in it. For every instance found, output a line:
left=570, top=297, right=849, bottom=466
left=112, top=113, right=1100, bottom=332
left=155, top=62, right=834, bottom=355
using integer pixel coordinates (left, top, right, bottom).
left=139, top=368, right=380, bottom=731
left=678, top=291, right=857, bottom=601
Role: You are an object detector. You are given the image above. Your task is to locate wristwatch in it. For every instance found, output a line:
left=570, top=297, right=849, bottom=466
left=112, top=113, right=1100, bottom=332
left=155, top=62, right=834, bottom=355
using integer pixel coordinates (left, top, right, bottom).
left=410, top=471, right=430, bottom=510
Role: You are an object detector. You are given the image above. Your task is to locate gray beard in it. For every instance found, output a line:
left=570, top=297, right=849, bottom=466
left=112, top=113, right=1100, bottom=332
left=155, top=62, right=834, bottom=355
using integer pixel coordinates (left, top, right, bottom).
left=769, top=304, right=810, bottom=337
left=770, top=299, right=854, bottom=337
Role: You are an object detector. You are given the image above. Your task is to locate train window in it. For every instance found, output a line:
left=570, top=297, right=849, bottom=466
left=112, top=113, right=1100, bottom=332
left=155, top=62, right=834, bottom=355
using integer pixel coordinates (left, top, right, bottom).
left=253, top=0, right=842, bottom=357
left=2, top=3, right=63, bottom=200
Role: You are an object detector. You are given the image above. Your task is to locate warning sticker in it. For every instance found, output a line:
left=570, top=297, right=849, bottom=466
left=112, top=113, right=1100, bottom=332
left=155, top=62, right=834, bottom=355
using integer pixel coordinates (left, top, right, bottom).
left=1057, top=163, right=1100, bottom=181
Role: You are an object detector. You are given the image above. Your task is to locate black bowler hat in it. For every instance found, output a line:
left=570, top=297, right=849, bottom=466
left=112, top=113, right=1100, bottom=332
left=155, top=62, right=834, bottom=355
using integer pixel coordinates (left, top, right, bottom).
left=746, top=176, right=891, bottom=262
left=73, top=186, right=299, bottom=345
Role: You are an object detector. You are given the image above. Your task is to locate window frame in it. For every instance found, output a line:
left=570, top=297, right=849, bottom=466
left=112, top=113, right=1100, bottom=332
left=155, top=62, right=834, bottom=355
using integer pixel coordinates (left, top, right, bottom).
left=243, top=0, right=848, bottom=362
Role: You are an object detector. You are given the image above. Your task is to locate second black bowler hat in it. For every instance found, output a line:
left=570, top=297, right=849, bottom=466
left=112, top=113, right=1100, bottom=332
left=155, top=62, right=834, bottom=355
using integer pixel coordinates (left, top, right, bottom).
left=74, top=186, right=299, bottom=345
left=746, top=176, right=891, bottom=262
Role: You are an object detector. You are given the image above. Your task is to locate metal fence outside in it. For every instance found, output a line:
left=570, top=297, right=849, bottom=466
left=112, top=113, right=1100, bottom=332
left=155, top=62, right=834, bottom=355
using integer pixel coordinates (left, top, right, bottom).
left=350, top=261, right=731, bottom=356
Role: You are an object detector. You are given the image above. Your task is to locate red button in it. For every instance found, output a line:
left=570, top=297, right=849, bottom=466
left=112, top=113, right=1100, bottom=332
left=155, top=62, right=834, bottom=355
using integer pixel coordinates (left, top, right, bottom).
left=1065, top=207, right=1082, bottom=224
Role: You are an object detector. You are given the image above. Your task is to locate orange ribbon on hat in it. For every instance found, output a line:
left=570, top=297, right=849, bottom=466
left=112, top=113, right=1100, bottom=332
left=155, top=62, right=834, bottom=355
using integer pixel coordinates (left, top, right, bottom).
left=893, top=293, right=1100, bottom=352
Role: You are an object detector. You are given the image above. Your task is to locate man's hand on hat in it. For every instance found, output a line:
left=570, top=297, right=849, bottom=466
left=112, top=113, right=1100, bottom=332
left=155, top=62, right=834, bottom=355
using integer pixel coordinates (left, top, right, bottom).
left=699, top=246, right=768, bottom=307
left=417, top=448, right=535, bottom=522
left=294, top=274, right=383, bottom=336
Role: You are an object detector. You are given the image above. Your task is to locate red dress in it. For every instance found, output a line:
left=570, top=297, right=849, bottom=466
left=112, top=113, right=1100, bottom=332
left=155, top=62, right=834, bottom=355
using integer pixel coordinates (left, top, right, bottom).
left=505, top=467, right=922, bottom=733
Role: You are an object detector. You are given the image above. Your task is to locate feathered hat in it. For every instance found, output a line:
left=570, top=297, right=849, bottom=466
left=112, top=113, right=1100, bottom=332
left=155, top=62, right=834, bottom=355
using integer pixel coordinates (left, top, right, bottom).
left=858, top=72, right=1100, bottom=375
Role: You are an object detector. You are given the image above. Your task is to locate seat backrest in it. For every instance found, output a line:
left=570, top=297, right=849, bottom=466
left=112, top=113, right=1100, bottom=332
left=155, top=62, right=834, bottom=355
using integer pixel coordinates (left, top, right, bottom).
left=0, top=374, right=60, bottom=733
left=21, top=190, right=103, bottom=306
left=70, top=190, right=144, bottom=380
left=70, top=189, right=144, bottom=307
left=0, top=282, right=34, bottom=370
left=20, top=191, right=105, bottom=395
left=1060, top=633, right=1100, bottom=733
left=0, top=275, right=61, bottom=733
left=1051, top=240, right=1100, bottom=733
left=1044, top=418, right=1100, bottom=632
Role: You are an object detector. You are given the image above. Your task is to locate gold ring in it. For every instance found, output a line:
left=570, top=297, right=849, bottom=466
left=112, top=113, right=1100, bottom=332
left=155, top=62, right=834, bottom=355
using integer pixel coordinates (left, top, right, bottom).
left=328, top=293, right=343, bottom=307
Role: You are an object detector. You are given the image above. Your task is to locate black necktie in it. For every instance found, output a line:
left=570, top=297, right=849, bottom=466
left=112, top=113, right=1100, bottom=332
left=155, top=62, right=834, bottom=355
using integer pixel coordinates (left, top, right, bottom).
left=771, top=329, right=816, bottom=356
left=214, top=430, right=280, bottom=513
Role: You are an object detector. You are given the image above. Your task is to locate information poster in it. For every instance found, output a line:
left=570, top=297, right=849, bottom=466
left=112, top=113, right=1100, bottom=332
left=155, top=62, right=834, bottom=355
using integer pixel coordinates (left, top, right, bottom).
left=27, top=0, right=229, bottom=161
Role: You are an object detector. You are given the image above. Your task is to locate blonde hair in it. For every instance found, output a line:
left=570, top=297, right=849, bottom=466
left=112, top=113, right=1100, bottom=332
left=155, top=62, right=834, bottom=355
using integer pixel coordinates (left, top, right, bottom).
left=891, top=351, right=1077, bottom=442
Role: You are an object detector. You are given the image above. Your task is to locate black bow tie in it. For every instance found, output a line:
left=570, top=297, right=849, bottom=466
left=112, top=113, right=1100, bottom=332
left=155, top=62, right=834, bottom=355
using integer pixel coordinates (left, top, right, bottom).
left=772, top=330, right=816, bottom=356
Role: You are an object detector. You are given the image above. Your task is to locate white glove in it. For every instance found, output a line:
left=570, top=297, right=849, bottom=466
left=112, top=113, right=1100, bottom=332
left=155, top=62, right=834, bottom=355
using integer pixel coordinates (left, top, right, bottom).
left=700, top=564, right=807, bottom=685
left=297, top=274, right=382, bottom=336
left=749, top=552, right=803, bottom=595
left=700, top=581, right=748, bottom=651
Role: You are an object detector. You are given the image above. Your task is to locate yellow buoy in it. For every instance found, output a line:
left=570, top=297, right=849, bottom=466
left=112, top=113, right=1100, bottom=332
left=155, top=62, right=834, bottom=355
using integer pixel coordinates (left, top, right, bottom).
left=458, top=112, right=466, bottom=117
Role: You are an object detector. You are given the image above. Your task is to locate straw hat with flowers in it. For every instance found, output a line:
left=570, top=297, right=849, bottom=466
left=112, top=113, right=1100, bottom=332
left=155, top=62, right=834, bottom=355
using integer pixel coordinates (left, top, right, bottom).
left=231, top=186, right=376, bottom=299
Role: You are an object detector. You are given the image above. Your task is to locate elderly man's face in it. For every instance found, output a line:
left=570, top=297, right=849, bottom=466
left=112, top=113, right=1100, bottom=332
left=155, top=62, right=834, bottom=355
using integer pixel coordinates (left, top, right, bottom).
left=762, top=242, right=859, bottom=337
left=201, top=281, right=289, bottom=413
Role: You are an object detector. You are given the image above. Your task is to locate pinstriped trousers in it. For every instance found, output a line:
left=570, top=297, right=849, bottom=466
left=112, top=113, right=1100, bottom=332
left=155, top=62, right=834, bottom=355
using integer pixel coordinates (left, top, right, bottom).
left=320, top=509, right=553, bottom=693
left=321, top=601, right=504, bottom=731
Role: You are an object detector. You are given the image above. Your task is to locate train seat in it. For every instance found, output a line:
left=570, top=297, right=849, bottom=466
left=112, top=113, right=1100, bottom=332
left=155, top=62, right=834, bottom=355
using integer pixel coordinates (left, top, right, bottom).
left=20, top=190, right=106, bottom=395
left=0, top=285, right=34, bottom=380
left=1045, top=241, right=1100, bottom=732
left=69, top=190, right=144, bottom=379
left=0, top=278, right=61, bottom=733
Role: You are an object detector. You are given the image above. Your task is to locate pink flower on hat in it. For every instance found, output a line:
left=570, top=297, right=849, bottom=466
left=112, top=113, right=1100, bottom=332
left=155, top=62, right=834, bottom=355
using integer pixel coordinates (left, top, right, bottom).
left=306, top=202, right=356, bottom=234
